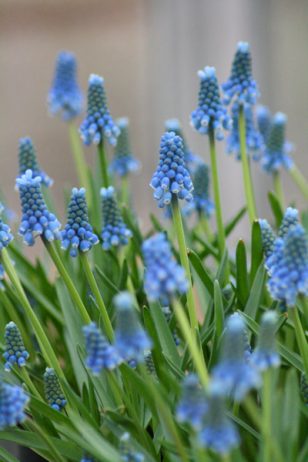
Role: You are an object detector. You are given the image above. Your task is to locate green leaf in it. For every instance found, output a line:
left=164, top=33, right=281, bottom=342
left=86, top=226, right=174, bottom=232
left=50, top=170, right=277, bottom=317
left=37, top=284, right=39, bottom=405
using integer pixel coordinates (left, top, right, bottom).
left=268, top=191, right=283, bottom=227
left=244, top=264, right=266, bottom=319
left=150, top=213, right=164, bottom=232
left=188, top=250, right=214, bottom=296
left=236, top=240, right=249, bottom=307
left=250, top=220, right=263, bottom=285
left=281, top=369, right=300, bottom=462
left=0, top=447, right=20, bottom=462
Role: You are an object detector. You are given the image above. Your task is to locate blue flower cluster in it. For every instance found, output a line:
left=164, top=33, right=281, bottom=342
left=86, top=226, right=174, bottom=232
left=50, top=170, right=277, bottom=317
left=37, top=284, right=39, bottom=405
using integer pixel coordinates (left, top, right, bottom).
left=176, top=374, right=208, bottom=430
left=251, top=311, right=280, bottom=371
left=18, top=137, right=53, bottom=187
left=278, top=207, right=299, bottom=238
left=191, top=67, right=231, bottom=140
left=256, top=106, right=271, bottom=142
left=0, top=381, right=29, bottom=429
left=142, top=233, right=188, bottom=305
left=43, top=368, right=67, bottom=412
left=61, top=188, right=99, bottom=257
left=109, top=118, right=140, bottom=177
left=165, top=118, right=201, bottom=168
left=119, top=432, right=144, bottom=462
left=80, top=74, right=120, bottom=146
left=16, top=170, right=61, bottom=246
left=185, top=162, right=214, bottom=217
left=100, top=186, right=132, bottom=250
left=150, top=131, right=193, bottom=208
left=48, top=51, right=83, bottom=121
left=261, top=112, right=293, bottom=173
left=3, top=322, right=29, bottom=371
left=0, top=208, right=14, bottom=252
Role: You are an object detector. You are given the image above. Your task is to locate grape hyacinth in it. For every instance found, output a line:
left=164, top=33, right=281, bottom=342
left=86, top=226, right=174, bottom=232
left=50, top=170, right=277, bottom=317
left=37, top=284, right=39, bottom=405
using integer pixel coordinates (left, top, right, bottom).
left=16, top=170, right=61, bottom=246
left=80, top=74, right=120, bottom=146
left=18, top=137, right=53, bottom=187
left=261, top=112, right=293, bottom=173
left=114, top=292, right=152, bottom=364
left=222, top=42, right=259, bottom=105
left=3, top=322, right=29, bottom=371
left=150, top=131, right=193, bottom=208
left=100, top=186, right=132, bottom=250
left=43, top=368, right=67, bottom=411
left=61, top=188, right=99, bottom=257
left=83, top=322, right=121, bottom=374
left=185, top=162, right=214, bottom=217
left=176, top=374, right=208, bottom=430
left=119, top=433, right=144, bottom=462
left=48, top=51, right=83, bottom=121
left=259, top=219, right=276, bottom=259
left=165, top=118, right=200, bottom=168
left=142, top=233, right=188, bottom=305
left=109, top=118, right=140, bottom=177
left=251, top=311, right=280, bottom=371
left=191, top=66, right=231, bottom=140
left=278, top=207, right=299, bottom=238
left=0, top=207, right=14, bottom=252
left=256, top=106, right=271, bottom=142
left=212, top=314, right=261, bottom=401
left=0, top=381, right=29, bottom=430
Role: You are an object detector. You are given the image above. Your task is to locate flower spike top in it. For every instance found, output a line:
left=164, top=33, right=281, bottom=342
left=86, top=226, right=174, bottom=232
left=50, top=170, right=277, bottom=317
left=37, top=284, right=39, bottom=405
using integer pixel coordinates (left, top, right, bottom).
left=0, top=206, right=13, bottom=252
left=3, top=322, right=29, bottom=371
left=251, top=311, right=280, bottom=371
left=212, top=313, right=261, bottom=401
left=0, top=381, right=29, bottom=430
left=165, top=119, right=200, bottom=168
left=100, top=186, right=132, bottom=250
left=18, top=138, right=53, bottom=187
left=150, top=131, right=193, bottom=208
left=16, top=170, right=61, bottom=246
left=259, top=219, right=276, bottom=258
left=61, top=188, right=98, bottom=257
left=261, top=112, right=293, bottom=173
left=191, top=67, right=231, bottom=140
left=266, top=224, right=308, bottom=306
left=43, top=368, right=67, bottom=411
left=80, top=74, right=120, bottom=146
left=222, top=42, right=259, bottom=105
left=278, top=207, right=299, bottom=238
left=185, top=163, right=214, bottom=217
left=114, top=292, right=152, bottom=364
left=176, top=374, right=208, bottom=430
left=48, top=51, right=83, bottom=121
left=256, top=106, right=271, bottom=142
left=142, top=233, right=188, bottom=305
left=109, top=118, right=140, bottom=177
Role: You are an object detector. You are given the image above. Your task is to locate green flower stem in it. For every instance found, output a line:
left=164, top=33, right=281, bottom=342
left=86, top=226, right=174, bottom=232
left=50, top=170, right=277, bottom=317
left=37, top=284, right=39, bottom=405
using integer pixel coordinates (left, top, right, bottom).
left=299, top=295, right=308, bottom=327
left=98, top=140, right=110, bottom=187
left=0, top=248, right=64, bottom=380
left=289, top=164, right=308, bottom=201
left=200, top=213, right=214, bottom=242
left=43, top=240, right=91, bottom=325
left=68, top=124, right=90, bottom=195
left=19, top=367, right=41, bottom=400
left=171, top=197, right=198, bottom=330
left=208, top=129, right=226, bottom=256
left=121, top=176, right=129, bottom=205
left=238, top=105, right=257, bottom=223
left=173, top=299, right=209, bottom=387
left=291, top=306, right=308, bottom=377
left=262, top=370, right=273, bottom=462
left=80, top=253, right=114, bottom=340
left=273, top=172, right=284, bottom=210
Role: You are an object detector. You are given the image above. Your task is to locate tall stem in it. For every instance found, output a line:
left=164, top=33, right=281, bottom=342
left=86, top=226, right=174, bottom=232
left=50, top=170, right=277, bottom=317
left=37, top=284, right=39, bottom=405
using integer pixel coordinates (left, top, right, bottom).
left=289, top=164, right=308, bottom=201
left=262, top=370, right=272, bottom=462
left=238, top=105, right=257, bottom=223
left=98, top=140, right=110, bottom=187
left=68, top=124, right=91, bottom=200
left=273, top=172, right=284, bottom=210
left=291, top=306, right=308, bottom=377
left=171, top=197, right=198, bottom=330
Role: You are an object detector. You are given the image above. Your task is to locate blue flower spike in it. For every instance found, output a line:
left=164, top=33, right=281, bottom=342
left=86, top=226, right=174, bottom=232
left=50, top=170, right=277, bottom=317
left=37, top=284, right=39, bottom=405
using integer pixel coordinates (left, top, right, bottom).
left=100, top=186, right=132, bottom=250
left=278, top=207, right=299, bottom=238
left=251, top=311, right=280, bottom=371
left=3, top=322, right=29, bottom=371
left=185, top=162, right=214, bottom=217
left=259, top=219, right=276, bottom=259
left=80, top=74, right=120, bottom=146
left=165, top=119, right=201, bottom=168
left=109, top=118, right=140, bottom=177
left=48, top=51, right=83, bottom=121
left=0, top=207, right=14, bottom=252
left=212, top=313, right=261, bottom=401
left=16, top=170, right=61, bottom=246
left=61, top=188, right=99, bottom=257
left=256, top=106, right=271, bottom=142
left=114, top=292, right=152, bottom=364
left=0, top=381, right=29, bottom=429
left=176, top=374, right=208, bottom=430
left=119, top=432, right=145, bottom=462
left=261, top=112, right=293, bottom=173
left=43, top=368, right=67, bottom=412
left=150, top=131, right=194, bottom=208
left=142, top=233, right=188, bottom=305
left=222, top=42, right=259, bottom=105
left=83, top=322, right=121, bottom=374
left=18, top=138, right=53, bottom=187
left=191, top=67, right=231, bottom=140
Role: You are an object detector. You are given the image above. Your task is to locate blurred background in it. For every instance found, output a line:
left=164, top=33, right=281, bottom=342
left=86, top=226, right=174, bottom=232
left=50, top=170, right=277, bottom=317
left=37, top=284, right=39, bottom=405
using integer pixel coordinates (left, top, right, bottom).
left=1, top=0, right=308, bottom=238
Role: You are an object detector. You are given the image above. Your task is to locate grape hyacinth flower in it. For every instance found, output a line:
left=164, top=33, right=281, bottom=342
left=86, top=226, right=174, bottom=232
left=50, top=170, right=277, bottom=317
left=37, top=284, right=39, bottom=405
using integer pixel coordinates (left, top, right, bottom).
left=142, top=233, right=188, bottom=305
left=222, top=42, right=259, bottom=105
left=184, top=163, right=214, bottom=217
left=266, top=224, right=308, bottom=306
left=0, top=381, right=29, bottom=429
left=83, top=322, right=121, bottom=374
left=80, top=74, right=119, bottom=146
left=256, top=106, right=271, bottom=142
left=191, top=67, right=231, bottom=140
left=119, top=432, right=144, bottom=462
left=165, top=119, right=200, bottom=168
left=61, top=188, right=99, bottom=257
left=176, top=374, right=208, bottom=430
left=212, top=314, right=261, bottom=401
left=18, top=137, right=53, bottom=187
left=150, top=131, right=193, bottom=208
left=3, top=322, right=29, bottom=371
left=114, top=292, right=152, bottom=364
left=100, top=186, right=132, bottom=250
left=251, top=311, right=280, bottom=371
left=261, top=112, right=293, bottom=173
left=278, top=207, right=299, bottom=238
left=259, top=219, right=276, bottom=259
left=0, top=207, right=14, bottom=252
left=48, top=51, right=83, bottom=121
left=16, top=170, right=61, bottom=246
left=43, top=368, right=67, bottom=412
left=109, top=118, right=140, bottom=177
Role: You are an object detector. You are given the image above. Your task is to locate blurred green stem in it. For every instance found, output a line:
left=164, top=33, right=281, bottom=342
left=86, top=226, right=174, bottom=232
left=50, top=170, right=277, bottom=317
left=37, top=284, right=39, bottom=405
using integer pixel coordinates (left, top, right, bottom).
left=69, top=124, right=90, bottom=195
left=262, top=370, right=272, bottom=462
left=98, top=140, right=110, bottom=187
left=289, top=164, right=308, bottom=201
left=273, top=172, right=284, bottom=210
left=291, top=306, right=308, bottom=377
